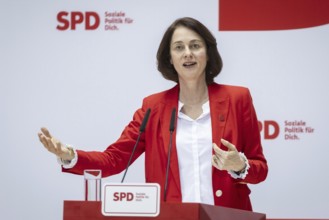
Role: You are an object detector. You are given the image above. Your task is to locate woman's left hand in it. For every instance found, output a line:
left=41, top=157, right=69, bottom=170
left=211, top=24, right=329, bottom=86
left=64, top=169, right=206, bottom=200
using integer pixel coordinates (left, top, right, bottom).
left=212, top=139, right=246, bottom=172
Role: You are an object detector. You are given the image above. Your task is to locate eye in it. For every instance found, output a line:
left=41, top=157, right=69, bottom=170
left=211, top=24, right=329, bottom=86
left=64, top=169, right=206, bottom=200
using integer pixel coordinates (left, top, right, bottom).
left=190, top=43, right=201, bottom=49
left=173, top=44, right=184, bottom=51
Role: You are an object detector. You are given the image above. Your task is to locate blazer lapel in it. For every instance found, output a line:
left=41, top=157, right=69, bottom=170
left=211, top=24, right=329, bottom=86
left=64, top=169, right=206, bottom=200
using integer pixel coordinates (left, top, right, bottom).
left=159, top=85, right=181, bottom=192
left=208, top=84, right=230, bottom=147
left=208, top=84, right=230, bottom=176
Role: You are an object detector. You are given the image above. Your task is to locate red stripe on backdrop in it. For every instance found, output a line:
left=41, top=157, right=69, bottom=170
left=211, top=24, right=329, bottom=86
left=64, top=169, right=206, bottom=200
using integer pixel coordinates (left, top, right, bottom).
left=219, top=0, right=329, bottom=31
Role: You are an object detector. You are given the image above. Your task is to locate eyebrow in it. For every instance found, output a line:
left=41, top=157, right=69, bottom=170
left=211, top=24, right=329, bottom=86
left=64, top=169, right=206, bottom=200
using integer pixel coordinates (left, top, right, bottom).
left=171, top=39, right=204, bottom=45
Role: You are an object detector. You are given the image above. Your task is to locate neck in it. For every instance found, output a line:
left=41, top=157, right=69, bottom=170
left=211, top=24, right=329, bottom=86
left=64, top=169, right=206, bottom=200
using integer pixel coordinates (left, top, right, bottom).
left=179, top=80, right=208, bottom=105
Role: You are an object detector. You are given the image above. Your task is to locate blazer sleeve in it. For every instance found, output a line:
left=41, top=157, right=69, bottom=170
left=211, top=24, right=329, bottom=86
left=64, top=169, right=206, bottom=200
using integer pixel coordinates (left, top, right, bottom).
left=62, top=104, right=149, bottom=178
left=239, top=89, right=268, bottom=184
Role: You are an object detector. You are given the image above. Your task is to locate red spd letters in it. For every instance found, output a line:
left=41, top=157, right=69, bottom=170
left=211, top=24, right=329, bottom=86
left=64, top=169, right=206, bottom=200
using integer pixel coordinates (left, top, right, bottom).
left=258, top=120, right=280, bottom=139
left=57, top=11, right=100, bottom=30
left=113, top=192, right=134, bottom=201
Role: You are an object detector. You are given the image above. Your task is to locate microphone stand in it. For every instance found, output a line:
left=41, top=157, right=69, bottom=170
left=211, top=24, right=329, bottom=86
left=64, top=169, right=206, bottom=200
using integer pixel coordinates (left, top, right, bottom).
left=121, top=108, right=151, bottom=183
left=164, top=108, right=176, bottom=201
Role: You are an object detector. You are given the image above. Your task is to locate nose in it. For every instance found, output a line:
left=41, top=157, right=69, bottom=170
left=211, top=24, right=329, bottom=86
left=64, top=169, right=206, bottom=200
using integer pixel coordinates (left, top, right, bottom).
left=184, top=47, right=193, bottom=58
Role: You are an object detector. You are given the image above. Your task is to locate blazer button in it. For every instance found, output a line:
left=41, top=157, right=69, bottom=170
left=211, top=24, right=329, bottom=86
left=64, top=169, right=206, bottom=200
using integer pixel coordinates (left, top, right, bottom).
left=215, top=189, right=222, bottom=197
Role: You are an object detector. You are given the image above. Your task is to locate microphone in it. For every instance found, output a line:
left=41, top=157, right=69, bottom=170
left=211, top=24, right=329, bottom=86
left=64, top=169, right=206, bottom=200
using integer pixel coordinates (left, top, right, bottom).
left=121, top=108, right=151, bottom=183
left=164, top=108, right=176, bottom=201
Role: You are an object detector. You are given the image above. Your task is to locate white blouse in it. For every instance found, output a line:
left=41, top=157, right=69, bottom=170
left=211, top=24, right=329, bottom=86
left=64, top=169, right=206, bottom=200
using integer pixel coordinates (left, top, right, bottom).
left=176, top=100, right=214, bottom=205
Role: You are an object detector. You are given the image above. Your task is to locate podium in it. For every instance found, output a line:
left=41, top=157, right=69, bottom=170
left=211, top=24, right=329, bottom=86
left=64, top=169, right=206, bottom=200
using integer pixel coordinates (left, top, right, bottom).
left=63, top=201, right=266, bottom=220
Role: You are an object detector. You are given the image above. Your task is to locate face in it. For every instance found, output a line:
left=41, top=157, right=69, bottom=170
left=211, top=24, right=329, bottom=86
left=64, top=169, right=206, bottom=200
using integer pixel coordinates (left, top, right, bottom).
left=170, top=26, right=208, bottom=84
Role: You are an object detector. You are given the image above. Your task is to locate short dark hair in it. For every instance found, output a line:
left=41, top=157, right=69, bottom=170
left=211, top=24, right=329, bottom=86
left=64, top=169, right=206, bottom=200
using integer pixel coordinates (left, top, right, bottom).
left=156, top=17, right=223, bottom=84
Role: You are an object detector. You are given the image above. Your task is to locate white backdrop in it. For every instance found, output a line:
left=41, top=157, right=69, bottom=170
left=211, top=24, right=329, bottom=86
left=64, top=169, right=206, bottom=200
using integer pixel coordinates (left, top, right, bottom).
left=1, top=0, right=329, bottom=219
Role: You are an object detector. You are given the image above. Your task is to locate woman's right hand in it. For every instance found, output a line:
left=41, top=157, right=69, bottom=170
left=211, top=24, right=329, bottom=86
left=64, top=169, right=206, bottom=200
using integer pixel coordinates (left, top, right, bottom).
left=38, top=127, right=74, bottom=161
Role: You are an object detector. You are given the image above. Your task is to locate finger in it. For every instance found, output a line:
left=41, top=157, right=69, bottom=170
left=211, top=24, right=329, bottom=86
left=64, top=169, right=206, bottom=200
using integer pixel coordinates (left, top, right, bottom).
left=55, top=141, right=64, bottom=154
left=221, top=139, right=237, bottom=152
left=41, top=127, right=52, bottom=139
left=212, top=143, right=226, bottom=155
left=212, top=155, right=221, bottom=170
left=213, top=143, right=228, bottom=163
left=47, top=136, right=56, bottom=151
left=39, top=134, right=57, bottom=155
left=211, top=159, right=219, bottom=169
left=38, top=133, right=49, bottom=148
left=212, top=155, right=224, bottom=170
left=50, top=137, right=61, bottom=153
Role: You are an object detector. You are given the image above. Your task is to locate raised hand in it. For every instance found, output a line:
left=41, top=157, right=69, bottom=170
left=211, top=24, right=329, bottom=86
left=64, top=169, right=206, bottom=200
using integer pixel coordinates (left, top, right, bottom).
left=212, top=139, right=246, bottom=172
left=38, top=127, right=74, bottom=160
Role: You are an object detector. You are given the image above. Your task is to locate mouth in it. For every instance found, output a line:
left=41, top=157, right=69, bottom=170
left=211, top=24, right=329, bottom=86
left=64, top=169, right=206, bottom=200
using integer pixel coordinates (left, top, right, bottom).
left=183, top=62, right=197, bottom=68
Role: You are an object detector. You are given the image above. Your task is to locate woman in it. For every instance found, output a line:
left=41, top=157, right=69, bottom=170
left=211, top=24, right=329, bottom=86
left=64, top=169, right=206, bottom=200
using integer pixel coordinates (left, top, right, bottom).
left=38, top=17, right=268, bottom=211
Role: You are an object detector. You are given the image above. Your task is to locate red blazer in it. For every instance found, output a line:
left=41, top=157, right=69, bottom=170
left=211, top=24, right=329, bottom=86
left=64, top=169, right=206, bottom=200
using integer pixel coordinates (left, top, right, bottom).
left=64, top=83, right=268, bottom=211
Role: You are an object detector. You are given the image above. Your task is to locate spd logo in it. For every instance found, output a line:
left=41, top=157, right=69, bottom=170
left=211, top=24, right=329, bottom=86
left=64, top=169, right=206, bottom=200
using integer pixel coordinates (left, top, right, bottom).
left=259, top=120, right=280, bottom=140
left=57, top=11, right=100, bottom=30
left=113, top=192, right=134, bottom=201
